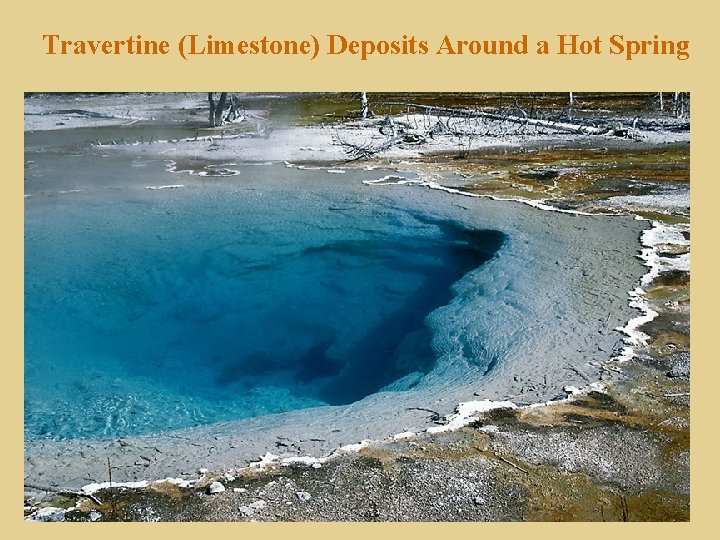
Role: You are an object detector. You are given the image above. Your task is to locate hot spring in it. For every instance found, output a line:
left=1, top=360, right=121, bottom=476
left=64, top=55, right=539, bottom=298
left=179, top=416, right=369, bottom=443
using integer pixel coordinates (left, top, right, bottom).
left=24, top=150, right=647, bottom=447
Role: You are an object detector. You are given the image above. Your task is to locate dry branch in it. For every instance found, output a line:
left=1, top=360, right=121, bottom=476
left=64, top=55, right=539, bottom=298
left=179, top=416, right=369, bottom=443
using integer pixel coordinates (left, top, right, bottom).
left=334, top=133, right=408, bottom=161
left=495, top=454, right=530, bottom=474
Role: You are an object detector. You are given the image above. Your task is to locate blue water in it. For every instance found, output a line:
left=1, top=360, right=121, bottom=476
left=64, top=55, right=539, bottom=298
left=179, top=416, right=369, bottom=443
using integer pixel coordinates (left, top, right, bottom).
left=24, top=162, right=505, bottom=440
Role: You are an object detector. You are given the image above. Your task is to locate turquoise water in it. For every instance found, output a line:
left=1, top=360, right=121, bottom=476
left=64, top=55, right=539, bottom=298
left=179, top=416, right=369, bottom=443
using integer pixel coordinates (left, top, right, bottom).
left=24, top=158, right=505, bottom=440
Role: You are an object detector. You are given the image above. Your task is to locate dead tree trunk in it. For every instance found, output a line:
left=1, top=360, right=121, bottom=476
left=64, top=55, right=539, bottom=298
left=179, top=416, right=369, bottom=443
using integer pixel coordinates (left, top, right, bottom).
left=360, top=92, right=371, bottom=119
left=208, top=92, right=228, bottom=127
left=208, top=93, right=216, bottom=126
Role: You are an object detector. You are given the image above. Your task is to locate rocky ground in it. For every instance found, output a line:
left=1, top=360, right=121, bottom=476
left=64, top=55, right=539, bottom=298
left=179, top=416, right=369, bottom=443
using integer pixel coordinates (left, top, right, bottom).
left=24, top=93, right=690, bottom=522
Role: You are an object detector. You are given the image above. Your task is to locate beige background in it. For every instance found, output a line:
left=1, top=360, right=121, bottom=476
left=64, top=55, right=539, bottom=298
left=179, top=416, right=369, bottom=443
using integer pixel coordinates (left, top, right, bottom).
left=4, top=0, right=712, bottom=535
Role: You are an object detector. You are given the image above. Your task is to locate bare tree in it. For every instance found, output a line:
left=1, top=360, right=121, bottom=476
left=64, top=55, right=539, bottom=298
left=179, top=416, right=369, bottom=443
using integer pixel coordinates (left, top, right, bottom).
left=207, top=93, right=246, bottom=127
left=208, top=92, right=228, bottom=127
left=673, top=92, right=689, bottom=118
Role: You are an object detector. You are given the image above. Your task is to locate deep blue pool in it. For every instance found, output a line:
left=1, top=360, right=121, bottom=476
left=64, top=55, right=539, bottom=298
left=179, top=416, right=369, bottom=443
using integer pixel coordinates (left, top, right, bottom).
left=24, top=163, right=505, bottom=440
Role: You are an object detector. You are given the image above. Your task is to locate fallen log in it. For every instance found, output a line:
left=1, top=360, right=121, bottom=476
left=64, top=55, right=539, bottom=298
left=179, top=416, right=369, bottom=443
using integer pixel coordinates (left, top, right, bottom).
left=381, top=101, right=611, bottom=135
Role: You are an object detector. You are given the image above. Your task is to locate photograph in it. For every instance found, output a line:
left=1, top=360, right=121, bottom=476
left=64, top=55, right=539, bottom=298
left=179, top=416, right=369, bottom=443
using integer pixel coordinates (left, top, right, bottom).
left=23, top=91, right=690, bottom=521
